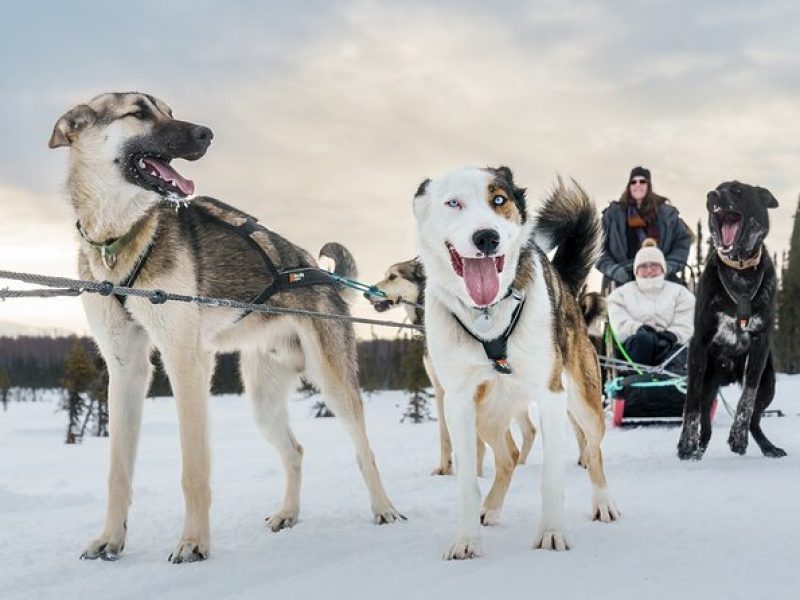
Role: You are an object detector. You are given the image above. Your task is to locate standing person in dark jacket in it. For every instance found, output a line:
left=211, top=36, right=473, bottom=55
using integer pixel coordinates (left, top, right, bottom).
left=596, top=166, right=692, bottom=287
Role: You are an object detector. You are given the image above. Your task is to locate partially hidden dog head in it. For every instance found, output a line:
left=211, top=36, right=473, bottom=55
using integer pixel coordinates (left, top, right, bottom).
left=707, top=181, right=778, bottom=261
left=369, top=258, right=425, bottom=312
left=412, top=166, right=530, bottom=308
left=49, top=92, right=213, bottom=202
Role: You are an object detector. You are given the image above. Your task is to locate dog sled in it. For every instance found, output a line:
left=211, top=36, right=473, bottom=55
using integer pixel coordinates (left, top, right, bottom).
left=599, top=323, right=718, bottom=426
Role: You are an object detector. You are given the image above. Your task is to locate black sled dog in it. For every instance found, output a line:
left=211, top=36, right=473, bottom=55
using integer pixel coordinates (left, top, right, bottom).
left=677, top=181, right=784, bottom=460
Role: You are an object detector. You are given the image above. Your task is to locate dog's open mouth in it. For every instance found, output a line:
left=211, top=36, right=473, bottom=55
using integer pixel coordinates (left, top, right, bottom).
left=715, top=210, right=742, bottom=252
left=447, top=242, right=505, bottom=306
left=133, top=155, right=195, bottom=199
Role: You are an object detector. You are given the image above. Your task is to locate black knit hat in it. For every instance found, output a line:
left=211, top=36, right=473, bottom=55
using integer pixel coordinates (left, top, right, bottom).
left=629, top=166, right=651, bottom=183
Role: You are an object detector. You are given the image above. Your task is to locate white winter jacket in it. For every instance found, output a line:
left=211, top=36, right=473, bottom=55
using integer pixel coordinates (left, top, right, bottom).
left=607, top=277, right=695, bottom=345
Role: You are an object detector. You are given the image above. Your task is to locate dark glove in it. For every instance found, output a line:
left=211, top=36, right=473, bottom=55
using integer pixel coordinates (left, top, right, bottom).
left=611, top=265, right=631, bottom=284
left=657, top=330, right=678, bottom=346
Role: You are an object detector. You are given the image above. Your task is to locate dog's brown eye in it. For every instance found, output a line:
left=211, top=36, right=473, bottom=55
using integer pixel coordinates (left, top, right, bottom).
left=127, top=110, right=146, bottom=120
left=388, top=274, right=397, bottom=281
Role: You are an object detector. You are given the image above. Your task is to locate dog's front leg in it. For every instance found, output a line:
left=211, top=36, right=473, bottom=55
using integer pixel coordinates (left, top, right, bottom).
left=728, top=337, right=769, bottom=455
left=80, top=319, right=152, bottom=561
left=677, top=338, right=707, bottom=460
left=425, top=355, right=453, bottom=476
left=534, top=388, right=570, bottom=551
left=159, top=342, right=214, bottom=563
left=442, top=386, right=482, bottom=559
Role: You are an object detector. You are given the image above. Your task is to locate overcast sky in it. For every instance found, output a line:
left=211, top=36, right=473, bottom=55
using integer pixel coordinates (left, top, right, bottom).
left=1, top=0, right=799, bottom=334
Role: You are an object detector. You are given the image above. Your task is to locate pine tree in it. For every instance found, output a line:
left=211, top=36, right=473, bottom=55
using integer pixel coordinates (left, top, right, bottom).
left=90, top=356, right=109, bottom=437
left=775, top=196, right=800, bottom=373
left=399, top=335, right=433, bottom=424
left=61, top=340, right=98, bottom=444
left=0, top=367, right=10, bottom=412
left=695, top=219, right=705, bottom=274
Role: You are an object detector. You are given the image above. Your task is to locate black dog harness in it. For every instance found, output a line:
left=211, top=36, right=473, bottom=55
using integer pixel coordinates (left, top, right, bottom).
left=207, top=217, right=335, bottom=319
left=79, top=203, right=336, bottom=312
left=716, top=249, right=765, bottom=330
left=453, top=290, right=526, bottom=375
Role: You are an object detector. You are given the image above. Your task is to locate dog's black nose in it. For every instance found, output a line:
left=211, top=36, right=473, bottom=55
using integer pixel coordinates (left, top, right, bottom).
left=192, top=126, right=214, bottom=145
left=707, top=190, right=720, bottom=202
left=472, top=229, right=500, bottom=255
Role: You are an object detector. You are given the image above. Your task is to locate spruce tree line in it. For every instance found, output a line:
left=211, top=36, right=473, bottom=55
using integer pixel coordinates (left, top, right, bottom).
left=775, top=196, right=800, bottom=373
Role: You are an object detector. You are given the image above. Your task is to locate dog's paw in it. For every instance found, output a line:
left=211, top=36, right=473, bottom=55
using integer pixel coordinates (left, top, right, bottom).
left=480, top=507, right=501, bottom=526
left=592, top=497, right=621, bottom=523
left=168, top=538, right=208, bottom=564
left=265, top=510, right=299, bottom=532
left=761, top=444, right=787, bottom=458
left=727, top=427, right=749, bottom=455
left=444, top=536, right=482, bottom=560
left=80, top=533, right=125, bottom=561
left=430, top=463, right=453, bottom=476
left=534, top=527, right=571, bottom=551
left=372, top=504, right=407, bottom=525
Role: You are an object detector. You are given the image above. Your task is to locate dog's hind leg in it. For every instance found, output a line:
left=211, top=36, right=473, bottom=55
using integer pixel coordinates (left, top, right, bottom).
left=566, top=372, right=620, bottom=524
left=515, top=411, right=536, bottom=465
left=749, top=356, right=786, bottom=458
left=300, top=320, right=403, bottom=525
left=240, top=349, right=304, bottom=531
left=158, top=338, right=214, bottom=564
left=698, top=376, right=721, bottom=453
left=478, top=411, right=517, bottom=526
left=80, top=309, right=152, bottom=561
left=569, top=413, right=587, bottom=468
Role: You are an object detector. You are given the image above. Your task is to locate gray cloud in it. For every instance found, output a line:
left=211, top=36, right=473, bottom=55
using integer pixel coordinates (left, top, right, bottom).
left=1, top=0, right=799, bottom=332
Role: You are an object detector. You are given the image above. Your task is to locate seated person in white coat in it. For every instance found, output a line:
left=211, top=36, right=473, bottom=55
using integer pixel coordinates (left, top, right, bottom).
left=607, top=239, right=695, bottom=369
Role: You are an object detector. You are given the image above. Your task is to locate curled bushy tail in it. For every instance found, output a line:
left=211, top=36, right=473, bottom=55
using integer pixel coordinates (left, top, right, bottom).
left=533, top=178, right=602, bottom=297
left=319, top=242, right=359, bottom=301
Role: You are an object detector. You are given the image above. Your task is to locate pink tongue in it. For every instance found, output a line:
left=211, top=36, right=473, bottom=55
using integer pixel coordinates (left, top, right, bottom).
left=143, top=158, right=195, bottom=196
left=721, top=222, right=739, bottom=247
left=463, top=257, right=500, bottom=306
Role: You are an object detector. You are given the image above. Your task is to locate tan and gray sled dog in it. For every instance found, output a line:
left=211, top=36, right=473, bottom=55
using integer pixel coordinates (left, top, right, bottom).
left=49, top=92, right=403, bottom=563
left=413, top=166, right=619, bottom=559
left=370, top=259, right=536, bottom=476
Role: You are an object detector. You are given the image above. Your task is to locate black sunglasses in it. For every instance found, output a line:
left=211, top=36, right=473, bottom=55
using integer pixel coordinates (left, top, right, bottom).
left=629, top=178, right=648, bottom=185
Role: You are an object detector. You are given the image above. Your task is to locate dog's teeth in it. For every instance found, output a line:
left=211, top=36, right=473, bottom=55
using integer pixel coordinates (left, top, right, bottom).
left=138, top=159, right=145, bottom=169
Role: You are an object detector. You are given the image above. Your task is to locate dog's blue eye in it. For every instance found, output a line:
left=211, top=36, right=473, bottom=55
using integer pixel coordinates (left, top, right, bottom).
left=446, top=199, right=462, bottom=209
left=493, top=195, right=506, bottom=206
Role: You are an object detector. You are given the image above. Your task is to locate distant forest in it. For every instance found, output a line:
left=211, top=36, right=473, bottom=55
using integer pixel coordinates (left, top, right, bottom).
left=0, top=334, right=428, bottom=397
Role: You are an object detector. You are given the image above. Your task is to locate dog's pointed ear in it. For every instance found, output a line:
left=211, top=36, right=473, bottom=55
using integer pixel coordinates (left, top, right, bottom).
left=414, top=178, right=431, bottom=198
left=756, top=186, right=779, bottom=209
left=493, top=166, right=515, bottom=184
left=48, top=105, right=96, bottom=148
left=412, top=259, right=425, bottom=282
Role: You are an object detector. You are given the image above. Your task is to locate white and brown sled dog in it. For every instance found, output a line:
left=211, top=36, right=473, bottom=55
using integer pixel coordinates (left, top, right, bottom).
left=413, top=166, right=618, bottom=559
left=49, top=92, right=402, bottom=563
left=370, top=258, right=536, bottom=475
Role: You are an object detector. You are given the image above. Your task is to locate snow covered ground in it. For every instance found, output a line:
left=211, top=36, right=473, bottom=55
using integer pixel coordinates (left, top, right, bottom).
left=1, top=377, right=799, bottom=600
